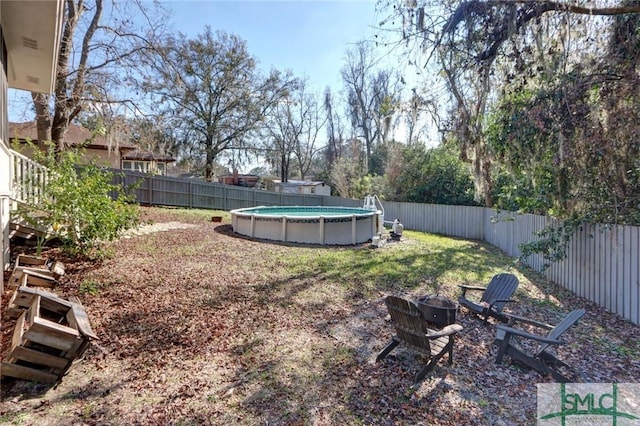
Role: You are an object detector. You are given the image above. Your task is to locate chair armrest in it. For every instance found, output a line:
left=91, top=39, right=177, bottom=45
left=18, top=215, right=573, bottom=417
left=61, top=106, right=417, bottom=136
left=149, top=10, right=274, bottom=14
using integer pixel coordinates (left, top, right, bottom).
left=496, top=325, right=564, bottom=345
left=487, top=298, right=516, bottom=310
left=459, top=284, right=486, bottom=299
left=502, top=313, right=554, bottom=330
left=458, top=285, right=487, bottom=292
left=490, top=299, right=515, bottom=304
left=426, top=323, right=463, bottom=339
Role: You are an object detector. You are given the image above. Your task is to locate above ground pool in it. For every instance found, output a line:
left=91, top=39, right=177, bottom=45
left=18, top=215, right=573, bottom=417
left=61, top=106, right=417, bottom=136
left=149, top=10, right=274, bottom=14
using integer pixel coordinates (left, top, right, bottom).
left=230, top=205, right=383, bottom=245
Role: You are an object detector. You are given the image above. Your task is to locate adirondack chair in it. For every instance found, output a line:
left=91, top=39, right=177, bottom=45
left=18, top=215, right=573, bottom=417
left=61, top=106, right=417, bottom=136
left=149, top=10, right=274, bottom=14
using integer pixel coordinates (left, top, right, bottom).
left=376, top=296, right=463, bottom=382
left=458, top=273, right=519, bottom=323
left=494, top=308, right=586, bottom=382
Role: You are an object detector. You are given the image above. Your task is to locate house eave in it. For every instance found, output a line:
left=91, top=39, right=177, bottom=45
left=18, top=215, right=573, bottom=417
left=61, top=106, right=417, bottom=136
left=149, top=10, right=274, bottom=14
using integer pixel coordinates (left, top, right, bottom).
left=1, top=0, right=65, bottom=94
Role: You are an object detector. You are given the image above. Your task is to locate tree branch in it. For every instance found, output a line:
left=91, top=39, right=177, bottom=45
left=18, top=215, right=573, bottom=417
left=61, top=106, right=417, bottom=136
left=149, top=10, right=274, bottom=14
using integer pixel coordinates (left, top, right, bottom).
left=442, top=0, right=640, bottom=62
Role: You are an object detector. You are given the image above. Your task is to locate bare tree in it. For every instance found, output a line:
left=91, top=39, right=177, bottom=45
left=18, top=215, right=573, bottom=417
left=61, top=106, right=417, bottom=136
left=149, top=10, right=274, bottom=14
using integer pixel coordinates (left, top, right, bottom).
left=31, top=0, right=168, bottom=152
left=263, top=79, right=326, bottom=181
left=291, top=85, right=327, bottom=180
left=127, top=116, right=178, bottom=156
left=264, top=96, right=299, bottom=182
left=323, top=87, right=345, bottom=167
left=140, top=28, right=296, bottom=181
left=341, top=41, right=401, bottom=174
left=401, top=88, right=439, bottom=144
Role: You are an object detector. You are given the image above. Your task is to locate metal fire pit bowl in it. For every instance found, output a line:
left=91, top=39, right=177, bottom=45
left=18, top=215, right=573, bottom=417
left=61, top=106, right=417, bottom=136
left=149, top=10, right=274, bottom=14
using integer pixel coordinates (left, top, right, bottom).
left=417, top=295, right=458, bottom=328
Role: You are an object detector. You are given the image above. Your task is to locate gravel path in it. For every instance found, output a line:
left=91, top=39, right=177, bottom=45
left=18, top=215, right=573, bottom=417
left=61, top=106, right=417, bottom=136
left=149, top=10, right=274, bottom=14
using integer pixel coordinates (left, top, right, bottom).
left=122, top=221, right=199, bottom=237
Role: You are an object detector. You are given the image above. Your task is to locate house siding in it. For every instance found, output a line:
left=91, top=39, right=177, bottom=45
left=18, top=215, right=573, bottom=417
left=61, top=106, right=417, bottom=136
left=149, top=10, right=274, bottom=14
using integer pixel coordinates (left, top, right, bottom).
left=1, top=1, right=64, bottom=292
left=1, top=21, right=10, bottom=289
left=84, top=147, right=120, bottom=168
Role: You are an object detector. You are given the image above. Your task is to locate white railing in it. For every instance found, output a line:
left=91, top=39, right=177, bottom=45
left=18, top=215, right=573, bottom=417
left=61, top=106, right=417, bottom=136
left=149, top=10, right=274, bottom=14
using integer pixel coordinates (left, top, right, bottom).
left=10, top=149, right=48, bottom=206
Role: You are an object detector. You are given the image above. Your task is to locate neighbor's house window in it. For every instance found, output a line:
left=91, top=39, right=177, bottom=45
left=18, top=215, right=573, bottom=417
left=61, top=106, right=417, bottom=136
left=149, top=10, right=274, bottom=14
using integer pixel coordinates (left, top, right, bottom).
left=123, top=161, right=153, bottom=173
left=310, top=186, right=316, bottom=194
left=156, top=162, right=166, bottom=174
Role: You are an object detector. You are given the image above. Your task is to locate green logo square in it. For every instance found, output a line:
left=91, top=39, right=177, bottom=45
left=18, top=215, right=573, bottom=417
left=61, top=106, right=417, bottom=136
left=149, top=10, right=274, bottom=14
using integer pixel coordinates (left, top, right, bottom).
left=537, top=383, right=640, bottom=425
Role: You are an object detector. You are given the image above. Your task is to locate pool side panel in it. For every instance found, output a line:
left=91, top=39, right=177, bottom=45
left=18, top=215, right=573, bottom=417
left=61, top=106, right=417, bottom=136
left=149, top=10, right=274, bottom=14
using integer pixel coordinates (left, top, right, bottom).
left=231, top=206, right=381, bottom=245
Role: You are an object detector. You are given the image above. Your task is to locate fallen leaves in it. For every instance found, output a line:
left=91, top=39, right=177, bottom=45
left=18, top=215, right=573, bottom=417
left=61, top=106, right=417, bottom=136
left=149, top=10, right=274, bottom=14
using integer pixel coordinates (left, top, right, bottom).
left=1, top=206, right=639, bottom=425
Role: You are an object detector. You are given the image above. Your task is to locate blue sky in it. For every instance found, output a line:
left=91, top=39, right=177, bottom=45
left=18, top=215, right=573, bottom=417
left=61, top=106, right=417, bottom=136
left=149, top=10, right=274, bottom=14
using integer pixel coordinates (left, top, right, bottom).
left=164, top=0, right=382, bottom=94
left=8, top=1, right=383, bottom=122
left=9, top=0, right=441, bottom=149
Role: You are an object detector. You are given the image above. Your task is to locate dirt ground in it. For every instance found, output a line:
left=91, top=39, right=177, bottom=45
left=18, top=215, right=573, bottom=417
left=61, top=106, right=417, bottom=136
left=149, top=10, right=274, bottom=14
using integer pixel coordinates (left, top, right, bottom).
left=1, top=207, right=639, bottom=425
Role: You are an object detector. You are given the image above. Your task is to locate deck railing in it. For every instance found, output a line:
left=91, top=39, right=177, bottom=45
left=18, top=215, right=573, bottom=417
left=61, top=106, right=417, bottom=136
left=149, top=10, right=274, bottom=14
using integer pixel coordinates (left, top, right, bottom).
left=10, top=149, right=48, bottom=206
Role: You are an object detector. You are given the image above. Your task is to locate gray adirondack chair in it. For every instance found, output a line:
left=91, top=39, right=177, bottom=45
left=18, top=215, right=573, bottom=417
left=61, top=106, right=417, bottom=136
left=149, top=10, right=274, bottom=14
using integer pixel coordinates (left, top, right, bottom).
left=376, top=296, right=463, bottom=382
left=494, top=308, right=586, bottom=382
left=458, top=273, right=519, bottom=323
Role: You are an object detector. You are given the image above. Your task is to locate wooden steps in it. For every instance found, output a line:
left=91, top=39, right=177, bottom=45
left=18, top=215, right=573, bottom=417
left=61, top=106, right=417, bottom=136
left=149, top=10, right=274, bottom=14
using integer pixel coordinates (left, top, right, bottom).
left=9, top=214, right=51, bottom=243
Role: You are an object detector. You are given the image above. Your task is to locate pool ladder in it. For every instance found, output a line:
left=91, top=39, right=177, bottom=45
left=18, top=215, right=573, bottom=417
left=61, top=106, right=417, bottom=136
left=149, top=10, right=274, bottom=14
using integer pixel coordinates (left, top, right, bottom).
left=363, top=195, right=386, bottom=235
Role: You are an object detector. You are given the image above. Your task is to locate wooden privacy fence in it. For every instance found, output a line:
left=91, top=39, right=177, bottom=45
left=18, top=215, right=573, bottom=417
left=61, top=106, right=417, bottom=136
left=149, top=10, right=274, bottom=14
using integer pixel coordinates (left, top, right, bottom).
left=384, top=202, right=639, bottom=325
left=109, top=170, right=639, bottom=325
left=484, top=210, right=639, bottom=326
left=111, top=170, right=328, bottom=210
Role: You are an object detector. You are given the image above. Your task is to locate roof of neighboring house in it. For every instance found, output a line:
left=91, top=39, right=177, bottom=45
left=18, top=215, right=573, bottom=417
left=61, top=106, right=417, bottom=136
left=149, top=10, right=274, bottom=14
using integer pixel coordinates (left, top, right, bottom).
left=122, top=150, right=176, bottom=163
left=218, top=173, right=260, bottom=179
left=275, top=180, right=328, bottom=187
left=8, top=121, right=136, bottom=152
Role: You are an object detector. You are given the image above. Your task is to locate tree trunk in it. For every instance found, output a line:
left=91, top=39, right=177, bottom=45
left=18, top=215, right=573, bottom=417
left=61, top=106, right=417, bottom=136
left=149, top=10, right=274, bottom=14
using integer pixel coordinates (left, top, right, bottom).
left=51, top=113, right=70, bottom=152
left=482, top=157, right=493, bottom=207
left=31, top=93, right=51, bottom=144
left=280, top=152, right=288, bottom=182
left=32, top=0, right=102, bottom=154
left=205, top=160, right=213, bottom=182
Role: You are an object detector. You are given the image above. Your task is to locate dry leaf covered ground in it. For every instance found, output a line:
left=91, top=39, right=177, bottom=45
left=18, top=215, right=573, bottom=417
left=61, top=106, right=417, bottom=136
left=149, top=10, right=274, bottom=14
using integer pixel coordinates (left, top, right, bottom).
left=1, top=207, right=639, bottom=425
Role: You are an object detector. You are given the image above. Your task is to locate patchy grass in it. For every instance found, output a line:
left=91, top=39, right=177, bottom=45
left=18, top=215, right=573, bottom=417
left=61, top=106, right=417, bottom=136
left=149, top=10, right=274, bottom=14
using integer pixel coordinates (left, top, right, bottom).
left=1, top=206, right=638, bottom=425
left=79, top=279, right=103, bottom=296
left=283, top=230, right=517, bottom=296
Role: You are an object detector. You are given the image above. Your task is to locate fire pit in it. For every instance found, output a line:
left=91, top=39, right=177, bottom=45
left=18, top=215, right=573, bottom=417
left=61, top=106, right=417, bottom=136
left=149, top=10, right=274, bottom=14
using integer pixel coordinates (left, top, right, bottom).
left=417, top=295, right=458, bottom=328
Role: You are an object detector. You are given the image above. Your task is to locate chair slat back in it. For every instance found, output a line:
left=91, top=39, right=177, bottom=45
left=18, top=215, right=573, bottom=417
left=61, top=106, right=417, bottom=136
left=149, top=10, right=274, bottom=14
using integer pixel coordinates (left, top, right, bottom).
left=481, top=273, right=519, bottom=312
left=547, top=309, right=586, bottom=340
left=539, top=308, right=586, bottom=354
left=385, top=296, right=431, bottom=354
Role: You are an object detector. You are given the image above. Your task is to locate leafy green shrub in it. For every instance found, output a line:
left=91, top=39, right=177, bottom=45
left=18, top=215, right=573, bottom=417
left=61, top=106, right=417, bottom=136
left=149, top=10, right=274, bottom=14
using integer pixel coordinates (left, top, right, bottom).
left=518, top=217, right=582, bottom=270
left=14, top=142, right=140, bottom=258
left=390, top=144, right=478, bottom=205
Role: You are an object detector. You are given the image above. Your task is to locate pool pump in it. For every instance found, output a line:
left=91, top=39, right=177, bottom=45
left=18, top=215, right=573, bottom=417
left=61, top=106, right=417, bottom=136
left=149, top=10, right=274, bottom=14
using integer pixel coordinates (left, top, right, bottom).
left=391, top=219, right=403, bottom=240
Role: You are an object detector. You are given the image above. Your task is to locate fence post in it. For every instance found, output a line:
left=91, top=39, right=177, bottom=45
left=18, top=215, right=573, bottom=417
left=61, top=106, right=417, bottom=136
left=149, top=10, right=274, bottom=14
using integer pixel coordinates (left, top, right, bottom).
left=223, top=185, right=227, bottom=211
left=189, top=180, right=192, bottom=209
left=149, top=175, right=154, bottom=206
